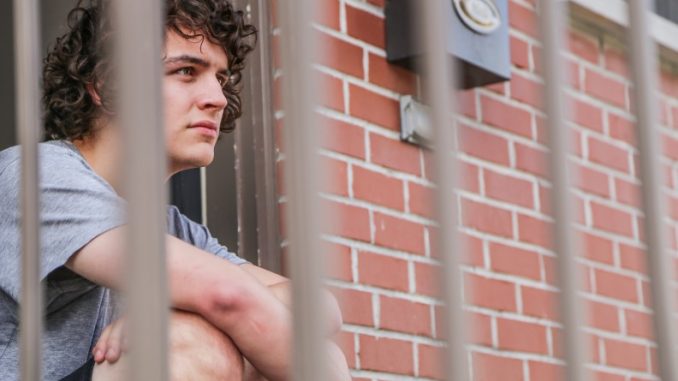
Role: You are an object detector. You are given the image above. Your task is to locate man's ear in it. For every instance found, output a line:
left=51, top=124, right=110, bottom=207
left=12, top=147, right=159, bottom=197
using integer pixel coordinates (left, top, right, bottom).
left=86, top=83, right=103, bottom=106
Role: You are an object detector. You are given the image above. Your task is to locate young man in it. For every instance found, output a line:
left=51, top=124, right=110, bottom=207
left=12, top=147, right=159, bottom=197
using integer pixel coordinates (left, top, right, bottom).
left=0, top=0, right=349, bottom=380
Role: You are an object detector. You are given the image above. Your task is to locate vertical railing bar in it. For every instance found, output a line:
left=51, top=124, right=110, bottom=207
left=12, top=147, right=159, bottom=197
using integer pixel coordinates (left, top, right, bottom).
left=628, top=1, right=678, bottom=379
left=539, top=1, right=587, bottom=380
left=13, top=0, right=43, bottom=380
left=421, top=1, right=467, bottom=380
left=113, top=0, right=169, bottom=379
left=278, top=0, right=324, bottom=380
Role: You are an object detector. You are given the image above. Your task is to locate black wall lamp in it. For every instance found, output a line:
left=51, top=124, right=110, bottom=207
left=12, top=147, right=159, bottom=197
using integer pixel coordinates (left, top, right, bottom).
left=385, top=0, right=511, bottom=89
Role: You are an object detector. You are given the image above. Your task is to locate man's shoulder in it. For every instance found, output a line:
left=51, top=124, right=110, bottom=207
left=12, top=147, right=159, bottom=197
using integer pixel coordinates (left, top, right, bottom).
left=0, top=140, right=85, bottom=176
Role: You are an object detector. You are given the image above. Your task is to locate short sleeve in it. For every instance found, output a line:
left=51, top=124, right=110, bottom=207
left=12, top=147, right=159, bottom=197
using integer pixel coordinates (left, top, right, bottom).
left=166, top=206, right=249, bottom=266
left=0, top=143, right=126, bottom=300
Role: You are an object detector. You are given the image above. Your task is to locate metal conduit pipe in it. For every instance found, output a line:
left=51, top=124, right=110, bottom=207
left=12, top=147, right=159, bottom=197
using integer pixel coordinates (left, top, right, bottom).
left=627, top=0, right=678, bottom=379
left=278, top=0, right=325, bottom=380
left=421, top=1, right=468, bottom=380
left=538, top=1, right=588, bottom=380
left=13, top=0, right=43, bottom=379
left=113, top=0, right=169, bottom=379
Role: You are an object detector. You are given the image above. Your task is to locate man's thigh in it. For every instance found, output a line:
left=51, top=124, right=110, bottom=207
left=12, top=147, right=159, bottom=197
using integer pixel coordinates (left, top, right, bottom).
left=92, top=311, right=246, bottom=381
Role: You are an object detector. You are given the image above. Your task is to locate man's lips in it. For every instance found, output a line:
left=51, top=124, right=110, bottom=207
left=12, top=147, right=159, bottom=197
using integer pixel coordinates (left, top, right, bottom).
left=189, top=121, right=219, bottom=137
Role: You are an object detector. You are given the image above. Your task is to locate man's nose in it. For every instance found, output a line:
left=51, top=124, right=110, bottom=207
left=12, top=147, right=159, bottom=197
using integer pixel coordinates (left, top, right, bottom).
left=197, top=78, right=228, bottom=110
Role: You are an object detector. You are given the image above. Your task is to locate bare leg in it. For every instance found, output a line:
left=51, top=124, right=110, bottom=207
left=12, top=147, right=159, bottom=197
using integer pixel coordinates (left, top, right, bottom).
left=92, top=311, right=244, bottom=381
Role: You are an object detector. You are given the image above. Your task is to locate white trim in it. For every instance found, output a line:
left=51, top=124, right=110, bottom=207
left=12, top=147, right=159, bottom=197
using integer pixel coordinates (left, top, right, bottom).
left=570, top=0, right=678, bottom=54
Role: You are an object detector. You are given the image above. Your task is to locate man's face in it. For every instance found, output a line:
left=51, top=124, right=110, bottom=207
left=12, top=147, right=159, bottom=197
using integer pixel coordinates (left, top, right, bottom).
left=163, top=29, right=229, bottom=174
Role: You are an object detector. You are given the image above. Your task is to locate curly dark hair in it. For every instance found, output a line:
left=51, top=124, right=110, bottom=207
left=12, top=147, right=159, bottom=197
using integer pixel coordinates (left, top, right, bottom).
left=42, top=0, right=257, bottom=141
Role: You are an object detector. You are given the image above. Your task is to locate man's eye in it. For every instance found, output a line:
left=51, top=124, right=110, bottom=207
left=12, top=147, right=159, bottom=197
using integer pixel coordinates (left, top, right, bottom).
left=176, top=67, right=194, bottom=76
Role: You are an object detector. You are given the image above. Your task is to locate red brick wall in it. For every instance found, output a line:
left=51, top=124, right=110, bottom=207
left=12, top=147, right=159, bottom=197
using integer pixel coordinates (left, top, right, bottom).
left=272, top=0, right=678, bottom=380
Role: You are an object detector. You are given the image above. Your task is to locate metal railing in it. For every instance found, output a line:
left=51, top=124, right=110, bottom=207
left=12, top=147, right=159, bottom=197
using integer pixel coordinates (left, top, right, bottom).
left=11, top=0, right=678, bottom=380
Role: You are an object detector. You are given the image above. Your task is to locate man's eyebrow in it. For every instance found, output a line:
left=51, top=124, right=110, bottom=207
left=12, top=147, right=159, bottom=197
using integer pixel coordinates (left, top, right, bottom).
left=164, top=54, right=230, bottom=75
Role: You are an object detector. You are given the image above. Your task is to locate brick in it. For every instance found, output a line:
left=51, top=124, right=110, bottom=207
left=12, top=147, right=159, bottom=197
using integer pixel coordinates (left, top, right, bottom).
left=522, top=286, right=558, bottom=320
left=624, top=308, right=653, bottom=339
left=366, top=0, right=384, bottom=6
left=619, top=243, right=646, bottom=273
left=324, top=241, right=352, bottom=282
left=604, top=47, right=629, bottom=77
left=574, top=163, right=610, bottom=198
left=480, top=95, right=533, bottom=138
left=590, top=201, right=634, bottom=237
left=587, top=300, right=620, bottom=332
left=614, top=177, right=641, bottom=208
left=595, top=268, right=639, bottom=303
left=346, top=5, right=385, bottom=48
left=315, top=32, right=363, bottom=78
left=608, top=112, right=635, bottom=146
left=529, top=361, right=563, bottom=381
left=314, top=0, right=340, bottom=30
left=315, top=72, right=344, bottom=111
left=567, top=30, right=599, bottom=64
left=588, top=136, right=630, bottom=173
left=359, top=335, right=414, bottom=375
left=580, top=231, right=614, bottom=265
left=322, top=156, right=348, bottom=196
left=497, top=318, right=548, bottom=354
left=508, top=1, right=537, bottom=38
left=510, top=35, right=530, bottom=70
left=517, top=213, right=552, bottom=249
left=320, top=116, right=365, bottom=159
left=662, top=133, right=678, bottom=162
left=335, top=331, right=356, bottom=369
left=414, top=262, right=438, bottom=297
left=465, top=273, right=516, bottom=311
left=434, top=310, right=493, bottom=346
left=570, top=96, right=604, bottom=132
left=484, top=169, right=534, bottom=208
left=473, top=352, right=523, bottom=381
left=353, top=166, right=404, bottom=210
left=511, top=73, right=543, bottom=110
left=370, top=133, right=421, bottom=175
left=489, top=242, right=541, bottom=281
left=368, top=53, right=417, bottom=95
left=359, top=251, right=409, bottom=291
left=593, top=371, right=626, bottom=381
left=515, top=143, right=548, bottom=178
left=585, top=69, right=627, bottom=109
left=458, top=125, right=510, bottom=166
left=323, top=200, right=371, bottom=242
left=408, top=182, right=433, bottom=218
left=457, top=89, right=478, bottom=119
left=349, top=85, right=400, bottom=131
left=461, top=198, right=513, bottom=238
left=374, top=212, right=426, bottom=254
left=604, top=338, right=647, bottom=372
left=333, top=288, right=373, bottom=326
left=379, top=295, right=431, bottom=336
left=418, top=344, right=444, bottom=380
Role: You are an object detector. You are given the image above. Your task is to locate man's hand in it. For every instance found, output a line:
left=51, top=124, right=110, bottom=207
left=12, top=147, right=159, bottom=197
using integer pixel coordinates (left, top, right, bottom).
left=93, top=317, right=127, bottom=364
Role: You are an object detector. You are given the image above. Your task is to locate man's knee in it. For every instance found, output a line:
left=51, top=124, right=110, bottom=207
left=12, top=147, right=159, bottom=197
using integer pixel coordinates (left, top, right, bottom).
left=169, top=310, right=244, bottom=380
left=93, top=311, right=244, bottom=381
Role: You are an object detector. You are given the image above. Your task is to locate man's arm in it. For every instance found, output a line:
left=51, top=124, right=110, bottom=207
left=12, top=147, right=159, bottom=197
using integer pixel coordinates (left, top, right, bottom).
left=66, top=226, right=290, bottom=381
left=240, top=264, right=343, bottom=335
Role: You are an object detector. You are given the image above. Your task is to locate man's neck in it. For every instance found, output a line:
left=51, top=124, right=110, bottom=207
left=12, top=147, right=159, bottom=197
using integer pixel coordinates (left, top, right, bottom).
left=72, top=126, right=124, bottom=196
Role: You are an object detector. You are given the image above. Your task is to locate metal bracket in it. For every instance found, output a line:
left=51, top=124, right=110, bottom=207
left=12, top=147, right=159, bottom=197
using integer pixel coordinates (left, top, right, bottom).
left=400, top=95, right=433, bottom=147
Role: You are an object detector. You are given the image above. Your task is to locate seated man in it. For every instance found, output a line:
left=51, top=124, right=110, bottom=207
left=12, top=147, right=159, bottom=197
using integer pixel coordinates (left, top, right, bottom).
left=0, top=0, right=349, bottom=380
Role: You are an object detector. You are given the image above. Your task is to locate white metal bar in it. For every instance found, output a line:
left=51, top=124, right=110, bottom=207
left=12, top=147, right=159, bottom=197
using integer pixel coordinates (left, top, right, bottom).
left=421, top=2, right=467, bottom=380
left=278, top=0, right=325, bottom=379
left=113, top=0, right=169, bottom=379
left=627, top=1, right=678, bottom=380
left=539, top=1, right=587, bottom=380
left=13, top=0, right=43, bottom=379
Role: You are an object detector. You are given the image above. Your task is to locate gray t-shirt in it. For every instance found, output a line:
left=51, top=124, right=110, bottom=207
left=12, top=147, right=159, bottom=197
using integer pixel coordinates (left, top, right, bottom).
left=0, top=140, right=247, bottom=380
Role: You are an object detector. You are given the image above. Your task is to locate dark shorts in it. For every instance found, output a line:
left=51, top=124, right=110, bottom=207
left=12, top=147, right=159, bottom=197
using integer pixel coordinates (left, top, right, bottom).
left=58, top=358, right=95, bottom=381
